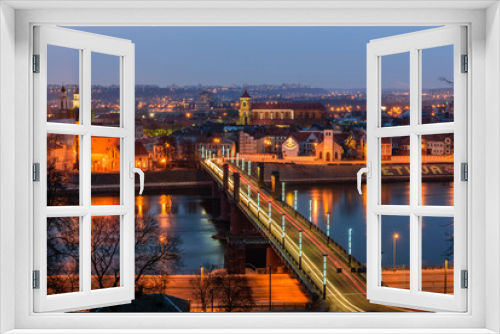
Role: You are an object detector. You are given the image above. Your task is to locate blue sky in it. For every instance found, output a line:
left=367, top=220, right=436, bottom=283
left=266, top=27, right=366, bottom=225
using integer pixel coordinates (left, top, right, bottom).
left=50, top=26, right=453, bottom=90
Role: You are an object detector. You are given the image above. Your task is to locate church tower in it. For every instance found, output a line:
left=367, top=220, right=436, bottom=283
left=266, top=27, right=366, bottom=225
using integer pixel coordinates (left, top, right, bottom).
left=72, top=85, right=80, bottom=109
left=238, top=86, right=252, bottom=125
left=60, top=85, right=68, bottom=111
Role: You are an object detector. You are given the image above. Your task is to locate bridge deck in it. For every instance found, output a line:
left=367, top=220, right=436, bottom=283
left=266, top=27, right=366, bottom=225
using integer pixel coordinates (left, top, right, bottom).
left=202, top=159, right=408, bottom=312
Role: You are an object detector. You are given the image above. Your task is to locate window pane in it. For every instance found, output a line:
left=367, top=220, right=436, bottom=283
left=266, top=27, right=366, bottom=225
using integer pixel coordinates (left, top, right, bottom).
left=91, top=52, right=121, bottom=127
left=381, top=215, right=410, bottom=290
left=381, top=52, right=410, bottom=127
left=381, top=136, right=410, bottom=205
left=421, top=134, right=454, bottom=206
left=421, top=217, right=454, bottom=294
left=47, top=45, right=80, bottom=124
left=91, top=137, right=121, bottom=205
left=421, top=45, right=454, bottom=124
left=47, top=134, right=80, bottom=206
left=91, top=215, right=121, bottom=290
left=47, top=217, right=80, bottom=295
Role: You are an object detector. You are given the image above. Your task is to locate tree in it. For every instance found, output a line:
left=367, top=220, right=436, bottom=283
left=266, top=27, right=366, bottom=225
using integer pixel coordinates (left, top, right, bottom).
left=212, top=272, right=254, bottom=312
left=135, top=215, right=183, bottom=293
left=190, top=270, right=214, bottom=312
left=91, top=216, right=121, bottom=289
left=46, top=157, right=182, bottom=294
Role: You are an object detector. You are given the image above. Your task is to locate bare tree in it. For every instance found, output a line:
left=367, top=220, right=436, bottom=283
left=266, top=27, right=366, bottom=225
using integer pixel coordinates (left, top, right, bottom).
left=190, top=271, right=214, bottom=312
left=46, top=158, right=182, bottom=294
left=135, top=215, right=183, bottom=293
left=91, top=216, right=121, bottom=289
left=212, top=272, right=254, bottom=312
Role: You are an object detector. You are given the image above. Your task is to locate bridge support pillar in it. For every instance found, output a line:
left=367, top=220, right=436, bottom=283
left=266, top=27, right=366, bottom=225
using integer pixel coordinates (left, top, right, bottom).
left=223, top=163, right=229, bottom=190
left=220, top=190, right=230, bottom=220
left=233, top=172, right=241, bottom=202
left=212, top=181, right=220, bottom=198
left=230, top=202, right=246, bottom=235
left=266, top=246, right=283, bottom=268
left=271, top=171, right=281, bottom=201
left=225, top=241, right=246, bottom=275
left=257, top=162, right=265, bottom=188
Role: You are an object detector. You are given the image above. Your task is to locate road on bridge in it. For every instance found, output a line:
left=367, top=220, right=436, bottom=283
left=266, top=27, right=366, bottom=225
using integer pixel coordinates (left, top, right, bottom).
left=203, top=159, right=410, bottom=313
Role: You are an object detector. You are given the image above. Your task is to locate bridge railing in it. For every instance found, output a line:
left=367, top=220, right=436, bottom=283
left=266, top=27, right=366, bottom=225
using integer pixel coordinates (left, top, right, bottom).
left=203, top=159, right=367, bottom=274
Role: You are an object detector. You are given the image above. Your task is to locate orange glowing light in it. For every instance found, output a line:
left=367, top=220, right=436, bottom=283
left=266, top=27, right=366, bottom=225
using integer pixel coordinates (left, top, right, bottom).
left=394, top=233, right=399, bottom=239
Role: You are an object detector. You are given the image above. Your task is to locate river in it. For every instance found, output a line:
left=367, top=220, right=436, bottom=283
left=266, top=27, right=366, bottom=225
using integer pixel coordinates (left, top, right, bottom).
left=95, top=181, right=453, bottom=271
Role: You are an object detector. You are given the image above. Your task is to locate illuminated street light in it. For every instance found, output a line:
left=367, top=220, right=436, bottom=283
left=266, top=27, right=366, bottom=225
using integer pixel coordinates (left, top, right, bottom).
left=257, top=192, right=260, bottom=217
left=159, top=236, right=167, bottom=292
left=393, top=233, right=399, bottom=270
left=309, top=199, right=312, bottom=221
left=201, top=146, right=205, bottom=159
left=298, top=230, right=303, bottom=269
left=248, top=161, right=251, bottom=176
left=236, top=153, right=239, bottom=167
left=268, top=264, right=272, bottom=311
left=268, top=201, right=272, bottom=231
left=322, top=254, right=328, bottom=299
left=326, top=212, right=331, bottom=245
left=281, top=182, right=285, bottom=202
left=222, top=146, right=225, bottom=158
left=294, top=190, right=298, bottom=210
left=247, top=183, right=251, bottom=206
left=281, top=214, right=286, bottom=247
left=242, top=157, right=245, bottom=172
left=348, top=228, right=353, bottom=267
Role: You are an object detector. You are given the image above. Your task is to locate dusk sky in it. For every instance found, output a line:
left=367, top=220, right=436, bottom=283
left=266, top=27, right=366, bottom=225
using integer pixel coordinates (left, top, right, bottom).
left=50, top=26, right=454, bottom=90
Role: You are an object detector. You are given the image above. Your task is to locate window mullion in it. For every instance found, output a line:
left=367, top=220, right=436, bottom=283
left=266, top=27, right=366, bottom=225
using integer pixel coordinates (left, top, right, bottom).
left=82, top=48, right=92, bottom=294
left=409, top=47, right=420, bottom=294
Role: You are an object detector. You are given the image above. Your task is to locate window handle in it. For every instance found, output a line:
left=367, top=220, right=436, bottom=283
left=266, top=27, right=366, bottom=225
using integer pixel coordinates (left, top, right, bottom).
left=357, top=162, right=371, bottom=195
left=130, top=162, right=145, bottom=195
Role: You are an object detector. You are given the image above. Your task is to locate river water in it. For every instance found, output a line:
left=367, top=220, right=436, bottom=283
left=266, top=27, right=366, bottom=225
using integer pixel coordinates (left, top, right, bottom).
left=98, top=181, right=453, bottom=270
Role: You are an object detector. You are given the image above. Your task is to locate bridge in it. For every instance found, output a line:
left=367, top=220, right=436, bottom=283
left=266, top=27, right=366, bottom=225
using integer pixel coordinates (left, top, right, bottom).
left=201, top=158, right=405, bottom=312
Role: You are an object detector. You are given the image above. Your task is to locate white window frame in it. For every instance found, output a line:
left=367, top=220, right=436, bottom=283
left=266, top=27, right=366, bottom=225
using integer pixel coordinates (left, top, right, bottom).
left=365, top=26, right=467, bottom=312
left=33, top=26, right=136, bottom=313
left=0, top=2, right=498, bottom=333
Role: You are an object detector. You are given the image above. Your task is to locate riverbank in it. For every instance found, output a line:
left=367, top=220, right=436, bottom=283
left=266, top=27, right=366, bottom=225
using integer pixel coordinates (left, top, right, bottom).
left=88, top=163, right=453, bottom=193
left=250, top=162, right=454, bottom=184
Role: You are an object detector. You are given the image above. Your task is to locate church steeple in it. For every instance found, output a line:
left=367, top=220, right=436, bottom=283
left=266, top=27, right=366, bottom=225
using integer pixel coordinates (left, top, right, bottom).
left=238, top=85, right=252, bottom=125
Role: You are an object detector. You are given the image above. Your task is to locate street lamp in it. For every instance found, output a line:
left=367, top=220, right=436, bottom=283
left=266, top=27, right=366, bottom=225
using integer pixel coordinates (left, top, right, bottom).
left=242, top=157, right=245, bottom=172
left=282, top=181, right=285, bottom=202
left=257, top=192, right=260, bottom=218
left=159, top=236, right=166, bottom=293
left=322, top=254, right=328, bottom=299
left=309, top=199, right=312, bottom=221
left=393, top=233, right=399, bottom=270
left=236, top=153, right=239, bottom=167
left=268, top=264, right=272, bottom=311
left=247, top=183, right=251, bottom=206
left=326, top=212, right=331, bottom=245
left=298, top=230, right=303, bottom=269
left=268, top=201, right=272, bottom=231
left=281, top=214, right=286, bottom=247
left=248, top=161, right=251, bottom=176
left=294, top=190, right=298, bottom=210
left=348, top=228, right=353, bottom=267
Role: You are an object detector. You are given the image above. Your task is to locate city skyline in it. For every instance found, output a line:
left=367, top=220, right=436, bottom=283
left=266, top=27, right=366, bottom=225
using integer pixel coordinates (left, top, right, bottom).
left=49, top=26, right=454, bottom=89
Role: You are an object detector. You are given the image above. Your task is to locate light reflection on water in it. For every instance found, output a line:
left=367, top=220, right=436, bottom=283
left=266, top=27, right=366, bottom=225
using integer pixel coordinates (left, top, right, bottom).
left=94, top=182, right=453, bottom=269
left=287, top=182, right=453, bottom=266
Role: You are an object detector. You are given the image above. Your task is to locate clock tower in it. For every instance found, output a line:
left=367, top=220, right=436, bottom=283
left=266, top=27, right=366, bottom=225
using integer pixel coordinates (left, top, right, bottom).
left=238, top=87, right=252, bottom=125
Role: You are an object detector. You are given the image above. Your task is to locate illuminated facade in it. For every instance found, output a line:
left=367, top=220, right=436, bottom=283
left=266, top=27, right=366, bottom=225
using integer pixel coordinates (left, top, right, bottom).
left=238, top=89, right=326, bottom=126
